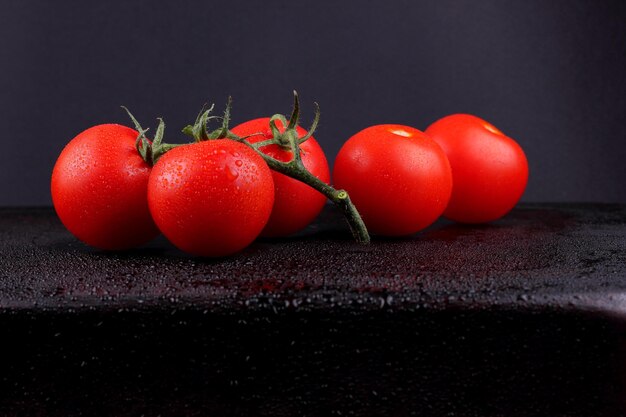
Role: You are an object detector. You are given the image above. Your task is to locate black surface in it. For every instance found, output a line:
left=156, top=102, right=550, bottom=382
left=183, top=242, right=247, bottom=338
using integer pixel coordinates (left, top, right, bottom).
left=2, top=204, right=625, bottom=311
left=2, top=1, right=626, bottom=206
left=1, top=204, right=626, bottom=416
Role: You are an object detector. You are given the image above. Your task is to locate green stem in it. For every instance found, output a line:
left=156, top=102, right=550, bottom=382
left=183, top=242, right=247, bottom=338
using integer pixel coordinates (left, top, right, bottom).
left=249, top=148, right=370, bottom=244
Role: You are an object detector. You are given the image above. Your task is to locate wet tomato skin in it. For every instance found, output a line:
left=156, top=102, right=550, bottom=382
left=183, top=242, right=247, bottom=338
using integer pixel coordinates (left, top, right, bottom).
left=51, top=124, right=159, bottom=250
left=147, top=139, right=275, bottom=257
left=231, top=118, right=330, bottom=237
left=333, top=124, right=453, bottom=236
left=425, top=114, right=528, bottom=223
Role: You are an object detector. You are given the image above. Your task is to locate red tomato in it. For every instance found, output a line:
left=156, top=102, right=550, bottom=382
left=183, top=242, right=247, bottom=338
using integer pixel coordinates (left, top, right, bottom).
left=148, top=139, right=274, bottom=257
left=230, top=118, right=330, bottom=237
left=51, top=124, right=159, bottom=250
left=425, top=114, right=528, bottom=223
left=333, top=125, right=452, bottom=236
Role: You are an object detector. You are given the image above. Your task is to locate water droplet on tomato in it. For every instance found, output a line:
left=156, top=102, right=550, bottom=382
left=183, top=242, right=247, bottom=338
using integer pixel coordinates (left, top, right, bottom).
left=235, top=159, right=243, bottom=167
left=225, top=165, right=239, bottom=182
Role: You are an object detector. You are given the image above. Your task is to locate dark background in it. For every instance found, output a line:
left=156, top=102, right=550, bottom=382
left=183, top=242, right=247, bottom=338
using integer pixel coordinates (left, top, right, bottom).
left=0, top=0, right=624, bottom=206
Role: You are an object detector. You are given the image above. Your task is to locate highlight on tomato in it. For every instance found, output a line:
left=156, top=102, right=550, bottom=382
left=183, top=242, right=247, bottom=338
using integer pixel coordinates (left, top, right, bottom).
left=333, top=124, right=453, bottom=236
left=425, top=114, right=528, bottom=223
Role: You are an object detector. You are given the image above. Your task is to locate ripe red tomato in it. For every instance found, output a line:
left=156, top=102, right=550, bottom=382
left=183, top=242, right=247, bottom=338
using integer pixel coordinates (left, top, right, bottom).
left=148, top=139, right=274, bottom=257
left=230, top=118, right=330, bottom=237
left=425, top=114, right=528, bottom=223
left=333, top=125, right=453, bottom=236
left=51, top=124, right=159, bottom=250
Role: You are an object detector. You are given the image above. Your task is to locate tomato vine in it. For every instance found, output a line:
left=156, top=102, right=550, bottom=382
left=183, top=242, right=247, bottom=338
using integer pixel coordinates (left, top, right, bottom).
left=181, top=92, right=371, bottom=244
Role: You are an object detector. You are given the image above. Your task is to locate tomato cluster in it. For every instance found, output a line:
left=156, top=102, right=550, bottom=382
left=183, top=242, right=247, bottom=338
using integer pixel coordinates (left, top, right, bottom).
left=52, top=94, right=528, bottom=257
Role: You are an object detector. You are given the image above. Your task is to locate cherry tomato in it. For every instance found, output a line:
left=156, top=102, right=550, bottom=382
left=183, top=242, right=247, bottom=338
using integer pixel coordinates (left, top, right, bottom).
left=148, top=139, right=274, bottom=257
left=333, top=124, right=452, bottom=236
left=425, top=114, right=528, bottom=223
left=51, top=124, right=159, bottom=250
left=231, top=118, right=330, bottom=237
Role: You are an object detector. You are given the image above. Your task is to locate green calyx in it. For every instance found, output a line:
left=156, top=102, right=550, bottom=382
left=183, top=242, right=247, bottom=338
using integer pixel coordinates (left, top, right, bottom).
left=122, top=106, right=182, bottom=166
left=266, top=91, right=320, bottom=150
left=181, top=98, right=239, bottom=142
left=181, top=103, right=218, bottom=142
left=181, top=91, right=371, bottom=245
